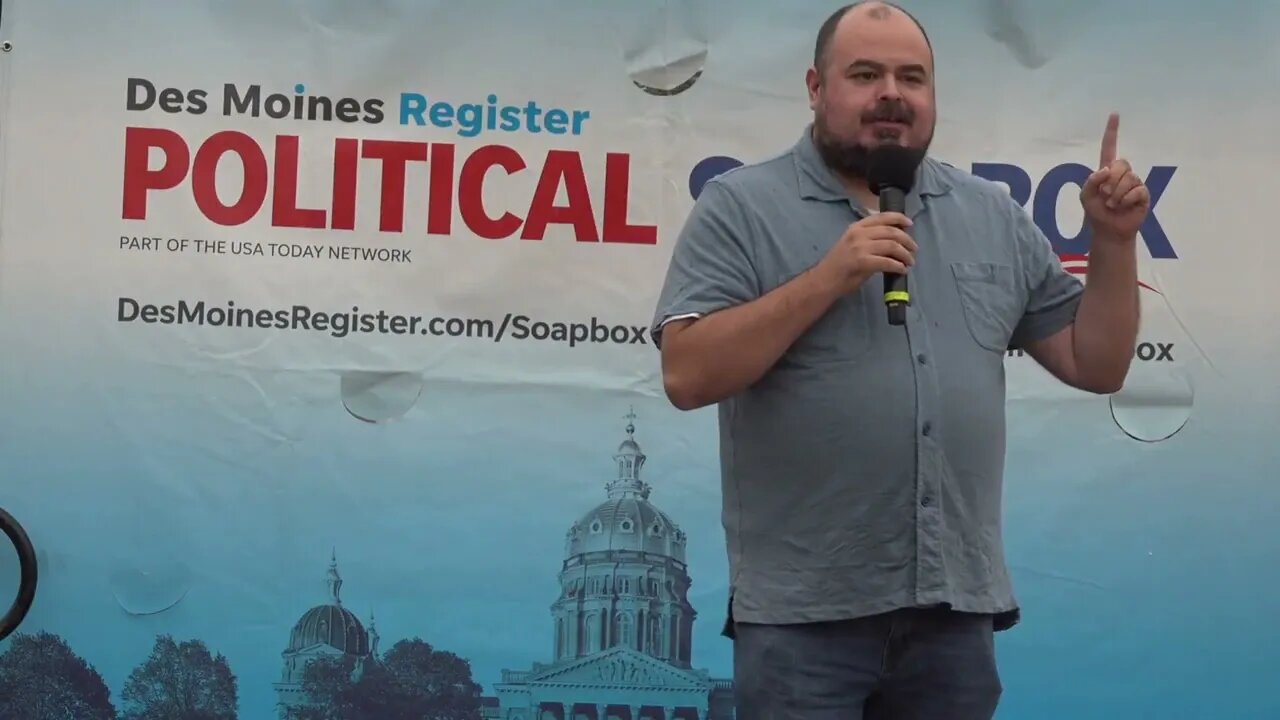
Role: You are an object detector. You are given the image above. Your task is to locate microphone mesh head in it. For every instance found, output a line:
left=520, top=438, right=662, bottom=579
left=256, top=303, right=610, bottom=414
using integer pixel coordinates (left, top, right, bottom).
left=866, top=144, right=920, bottom=195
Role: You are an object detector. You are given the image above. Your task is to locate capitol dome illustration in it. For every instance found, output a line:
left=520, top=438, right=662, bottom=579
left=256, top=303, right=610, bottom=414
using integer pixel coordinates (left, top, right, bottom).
left=274, top=551, right=379, bottom=718
left=489, top=410, right=735, bottom=720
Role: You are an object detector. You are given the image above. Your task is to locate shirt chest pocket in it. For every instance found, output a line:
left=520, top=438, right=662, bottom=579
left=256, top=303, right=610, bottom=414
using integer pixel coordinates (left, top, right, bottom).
left=949, top=261, right=1024, bottom=353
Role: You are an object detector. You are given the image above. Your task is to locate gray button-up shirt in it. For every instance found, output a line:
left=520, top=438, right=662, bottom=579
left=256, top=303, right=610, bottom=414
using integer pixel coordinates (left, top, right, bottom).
left=650, top=126, right=1083, bottom=632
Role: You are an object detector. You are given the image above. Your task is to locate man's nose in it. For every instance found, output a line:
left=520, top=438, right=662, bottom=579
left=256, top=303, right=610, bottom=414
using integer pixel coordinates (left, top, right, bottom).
left=878, top=76, right=903, bottom=99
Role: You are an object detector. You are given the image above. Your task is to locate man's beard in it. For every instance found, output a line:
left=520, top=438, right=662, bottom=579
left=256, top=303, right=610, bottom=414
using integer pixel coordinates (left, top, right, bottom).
left=813, top=100, right=930, bottom=181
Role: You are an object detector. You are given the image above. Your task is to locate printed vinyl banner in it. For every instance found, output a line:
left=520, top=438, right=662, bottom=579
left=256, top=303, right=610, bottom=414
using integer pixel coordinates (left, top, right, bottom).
left=1, top=0, right=1278, bottom=718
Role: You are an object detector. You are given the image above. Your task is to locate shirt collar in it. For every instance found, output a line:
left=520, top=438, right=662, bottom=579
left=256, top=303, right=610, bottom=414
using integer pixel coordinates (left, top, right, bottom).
left=793, top=124, right=951, bottom=215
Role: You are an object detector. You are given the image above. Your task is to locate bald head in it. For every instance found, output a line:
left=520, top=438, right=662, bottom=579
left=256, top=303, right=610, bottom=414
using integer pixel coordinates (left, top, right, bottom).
left=813, top=2, right=934, bottom=77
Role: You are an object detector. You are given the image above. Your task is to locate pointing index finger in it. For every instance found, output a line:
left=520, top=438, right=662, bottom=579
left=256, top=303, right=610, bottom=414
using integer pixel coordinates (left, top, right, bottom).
left=1100, top=112, right=1119, bottom=168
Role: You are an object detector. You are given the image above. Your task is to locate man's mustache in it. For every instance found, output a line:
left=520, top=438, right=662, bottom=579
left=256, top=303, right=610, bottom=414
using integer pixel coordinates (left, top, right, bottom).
left=864, top=101, right=914, bottom=124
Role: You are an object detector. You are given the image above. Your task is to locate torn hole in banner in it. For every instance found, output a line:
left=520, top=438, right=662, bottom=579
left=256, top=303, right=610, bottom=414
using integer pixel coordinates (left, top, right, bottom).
left=1109, top=367, right=1194, bottom=443
left=617, top=0, right=709, bottom=96
left=110, top=561, right=192, bottom=616
left=1108, top=285, right=1197, bottom=443
left=339, top=370, right=424, bottom=423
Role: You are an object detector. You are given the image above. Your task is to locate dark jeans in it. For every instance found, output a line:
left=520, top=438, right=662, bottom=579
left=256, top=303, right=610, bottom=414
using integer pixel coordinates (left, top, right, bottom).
left=732, top=606, right=1002, bottom=719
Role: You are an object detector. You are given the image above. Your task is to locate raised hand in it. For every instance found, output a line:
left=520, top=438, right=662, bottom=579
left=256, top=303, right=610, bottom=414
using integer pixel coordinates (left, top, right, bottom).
left=1080, top=113, right=1150, bottom=241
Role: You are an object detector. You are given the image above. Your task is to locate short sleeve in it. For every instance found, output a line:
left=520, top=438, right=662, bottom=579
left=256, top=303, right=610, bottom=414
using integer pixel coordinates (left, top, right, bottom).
left=1007, top=197, right=1084, bottom=350
left=649, top=179, right=760, bottom=349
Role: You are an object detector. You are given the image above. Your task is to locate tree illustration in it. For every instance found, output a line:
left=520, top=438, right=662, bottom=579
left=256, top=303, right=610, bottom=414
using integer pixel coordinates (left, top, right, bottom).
left=0, top=630, right=117, bottom=720
left=291, top=655, right=392, bottom=720
left=121, top=634, right=238, bottom=720
left=295, top=638, right=481, bottom=719
left=379, top=638, right=483, bottom=718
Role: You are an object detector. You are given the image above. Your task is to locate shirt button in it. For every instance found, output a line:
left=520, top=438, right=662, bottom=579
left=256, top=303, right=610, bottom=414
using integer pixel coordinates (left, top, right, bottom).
left=921, top=496, right=932, bottom=507
left=922, top=421, right=932, bottom=436
left=917, top=353, right=927, bottom=364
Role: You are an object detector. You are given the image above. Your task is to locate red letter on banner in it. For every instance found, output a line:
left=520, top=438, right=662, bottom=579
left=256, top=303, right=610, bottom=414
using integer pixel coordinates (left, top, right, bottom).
left=362, top=140, right=429, bottom=233
left=271, top=135, right=327, bottom=229
left=459, top=145, right=525, bottom=239
left=122, top=127, right=189, bottom=220
left=523, top=150, right=597, bottom=242
left=330, top=138, right=359, bottom=231
left=192, top=131, right=269, bottom=226
left=426, top=143, right=455, bottom=236
left=602, top=153, right=656, bottom=245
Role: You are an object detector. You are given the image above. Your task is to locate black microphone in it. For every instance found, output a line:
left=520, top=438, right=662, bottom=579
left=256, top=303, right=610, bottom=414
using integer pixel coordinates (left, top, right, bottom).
left=866, top=144, right=919, bottom=327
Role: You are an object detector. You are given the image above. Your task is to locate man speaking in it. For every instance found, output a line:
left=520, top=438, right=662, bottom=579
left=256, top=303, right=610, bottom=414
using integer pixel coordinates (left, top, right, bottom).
left=649, top=1, right=1146, bottom=717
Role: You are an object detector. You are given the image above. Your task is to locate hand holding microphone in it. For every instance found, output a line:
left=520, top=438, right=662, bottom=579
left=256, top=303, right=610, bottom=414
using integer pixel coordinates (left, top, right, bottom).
left=816, top=144, right=921, bottom=325
left=817, top=212, right=916, bottom=296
